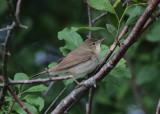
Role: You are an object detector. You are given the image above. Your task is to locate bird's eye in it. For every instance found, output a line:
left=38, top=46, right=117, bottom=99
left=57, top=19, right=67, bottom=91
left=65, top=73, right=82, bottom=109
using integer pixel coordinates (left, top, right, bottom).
left=92, top=42, right=96, bottom=45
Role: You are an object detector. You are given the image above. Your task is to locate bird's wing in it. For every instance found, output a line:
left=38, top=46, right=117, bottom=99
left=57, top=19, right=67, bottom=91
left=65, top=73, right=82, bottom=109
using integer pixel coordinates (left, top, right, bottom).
left=48, top=47, right=93, bottom=71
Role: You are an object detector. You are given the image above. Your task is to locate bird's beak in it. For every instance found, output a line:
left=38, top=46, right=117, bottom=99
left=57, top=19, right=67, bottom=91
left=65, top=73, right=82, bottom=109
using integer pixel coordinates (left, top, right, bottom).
left=98, top=38, right=105, bottom=43
left=101, top=38, right=105, bottom=42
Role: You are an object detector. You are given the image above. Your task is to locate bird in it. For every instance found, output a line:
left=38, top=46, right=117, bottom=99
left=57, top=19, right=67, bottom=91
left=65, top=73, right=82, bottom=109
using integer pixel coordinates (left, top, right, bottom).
left=31, top=38, right=104, bottom=80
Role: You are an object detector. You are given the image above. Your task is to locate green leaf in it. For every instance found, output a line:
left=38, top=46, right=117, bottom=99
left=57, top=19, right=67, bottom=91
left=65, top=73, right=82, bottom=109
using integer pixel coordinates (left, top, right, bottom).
left=106, top=24, right=117, bottom=36
left=126, top=6, right=145, bottom=25
left=153, top=46, right=160, bottom=61
left=24, top=84, right=48, bottom=93
left=14, top=73, right=29, bottom=80
left=58, top=27, right=83, bottom=56
left=100, top=45, right=109, bottom=61
left=63, top=79, right=74, bottom=85
left=88, top=0, right=116, bottom=14
left=71, top=27, right=105, bottom=32
left=14, top=73, right=29, bottom=92
left=5, top=96, right=12, bottom=102
left=136, top=65, right=159, bottom=85
left=107, top=13, right=119, bottom=29
left=117, top=84, right=129, bottom=100
left=13, top=102, right=37, bottom=114
left=23, top=95, right=44, bottom=111
left=13, top=102, right=27, bottom=114
left=113, top=0, right=124, bottom=19
left=110, top=58, right=131, bottom=79
left=48, top=62, right=57, bottom=69
left=146, top=22, right=160, bottom=42
left=24, top=103, right=38, bottom=114
left=0, top=110, right=5, bottom=114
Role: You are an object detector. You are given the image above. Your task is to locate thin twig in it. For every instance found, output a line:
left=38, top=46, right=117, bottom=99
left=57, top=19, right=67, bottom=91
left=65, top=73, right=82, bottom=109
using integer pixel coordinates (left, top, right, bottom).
left=92, top=12, right=108, bottom=23
left=51, top=0, right=160, bottom=113
left=0, top=75, right=31, bottom=114
left=42, top=82, right=55, bottom=96
left=45, top=85, right=68, bottom=114
left=156, top=99, right=160, bottom=114
left=0, top=76, right=73, bottom=86
left=0, top=22, right=16, bottom=108
left=6, top=0, right=27, bottom=29
left=86, top=0, right=93, bottom=39
left=124, top=55, right=146, bottom=113
left=86, top=87, right=94, bottom=114
left=0, top=0, right=27, bottom=108
left=0, top=26, right=13, bottom=32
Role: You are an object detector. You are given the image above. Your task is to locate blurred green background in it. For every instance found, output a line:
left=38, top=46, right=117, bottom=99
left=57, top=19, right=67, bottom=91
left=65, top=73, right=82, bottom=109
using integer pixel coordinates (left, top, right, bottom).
left=0, top=0, right=160, bottom=114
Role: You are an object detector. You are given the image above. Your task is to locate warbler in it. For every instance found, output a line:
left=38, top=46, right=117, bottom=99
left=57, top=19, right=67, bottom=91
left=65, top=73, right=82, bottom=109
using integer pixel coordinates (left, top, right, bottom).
left=32, top=38, right=104, bottom=79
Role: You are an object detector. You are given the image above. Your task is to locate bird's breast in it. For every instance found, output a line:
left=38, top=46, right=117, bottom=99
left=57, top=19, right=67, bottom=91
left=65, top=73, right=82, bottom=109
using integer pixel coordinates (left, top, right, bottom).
left=68, top=55, right=99, bottom=78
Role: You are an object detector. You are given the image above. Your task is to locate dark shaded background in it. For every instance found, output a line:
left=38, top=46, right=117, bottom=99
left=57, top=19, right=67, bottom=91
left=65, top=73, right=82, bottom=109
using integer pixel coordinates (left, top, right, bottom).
left=0, top=0, right=160, bottom=114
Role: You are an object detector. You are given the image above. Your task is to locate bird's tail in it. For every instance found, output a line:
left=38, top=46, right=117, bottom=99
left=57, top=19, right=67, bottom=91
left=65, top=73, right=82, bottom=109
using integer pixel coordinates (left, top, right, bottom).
left=31, top=70, right=48, bottom=79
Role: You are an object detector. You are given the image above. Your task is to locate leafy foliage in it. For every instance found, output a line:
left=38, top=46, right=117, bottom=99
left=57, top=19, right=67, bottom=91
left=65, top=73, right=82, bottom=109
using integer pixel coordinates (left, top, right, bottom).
left=88, top=0, right=116, bottom=14
left=58, top=27, right=83, bottom=55
left=0, top=0, right=159, bottom=114
left=14, top=73, right=29, bottom=81
left=23, top=95, right=44, bottom=111
left=126, top=5, right=145, bottom=25
left=24, top=84, right=48, bottom=93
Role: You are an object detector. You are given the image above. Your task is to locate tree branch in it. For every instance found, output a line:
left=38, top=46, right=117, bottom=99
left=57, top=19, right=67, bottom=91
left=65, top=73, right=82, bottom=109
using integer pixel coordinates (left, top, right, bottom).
left=0, top=22, right=16, bottom=109
left=139, top=10, right=160, bottom=36
left=0, top=76, right=73, bottom=86
left=51, top=0, right=160, bottom=113
left=0, top=0, right=27, bottom=108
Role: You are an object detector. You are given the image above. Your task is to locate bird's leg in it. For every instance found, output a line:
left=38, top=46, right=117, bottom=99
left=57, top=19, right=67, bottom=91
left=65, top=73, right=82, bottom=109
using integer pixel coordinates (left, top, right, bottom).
left=46, top=68, right=52, bottom=80
left=68, top=73, right=80, bottom=85
left=72, top=76, right=80, bottom=85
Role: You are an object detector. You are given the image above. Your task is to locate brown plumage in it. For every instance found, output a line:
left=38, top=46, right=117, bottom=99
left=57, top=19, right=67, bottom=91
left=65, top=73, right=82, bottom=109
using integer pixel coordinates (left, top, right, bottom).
left=31, top=38, right=103, bottom=79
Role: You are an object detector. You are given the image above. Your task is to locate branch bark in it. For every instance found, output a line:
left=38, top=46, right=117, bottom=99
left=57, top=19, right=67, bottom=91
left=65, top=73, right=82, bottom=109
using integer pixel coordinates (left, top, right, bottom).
left=0, top=0, right=27, bottom=109
left=0, top=76, right=73, bottom=86
left=51, top=0, right=160, bottom=113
